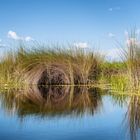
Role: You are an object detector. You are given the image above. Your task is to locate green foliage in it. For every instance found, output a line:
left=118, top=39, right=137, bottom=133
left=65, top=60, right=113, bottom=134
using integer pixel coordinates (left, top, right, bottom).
left=109, top=74, right=128, bottom=91
left=101, top=61, right=126, bottom=78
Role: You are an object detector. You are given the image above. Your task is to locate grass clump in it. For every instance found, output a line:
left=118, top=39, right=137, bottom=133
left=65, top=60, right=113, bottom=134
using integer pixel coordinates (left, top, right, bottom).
left=99, top=61, right=128, bottom=91
left=0, top=44, right=103, bottom=88
left=0, top=51, right=25, bottom=88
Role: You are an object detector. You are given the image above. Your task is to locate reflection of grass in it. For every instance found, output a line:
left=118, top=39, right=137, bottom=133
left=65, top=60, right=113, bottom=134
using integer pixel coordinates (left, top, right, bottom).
left=0, top=86, right=103, bottom=118
left=125, top=96, right=140, bottom=140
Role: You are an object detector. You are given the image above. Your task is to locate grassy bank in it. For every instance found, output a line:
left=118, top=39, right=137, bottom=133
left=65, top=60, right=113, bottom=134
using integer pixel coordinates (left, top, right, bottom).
left=0, top=45, right=103, bottom=88
left=1, top=30, right=140, bottom=94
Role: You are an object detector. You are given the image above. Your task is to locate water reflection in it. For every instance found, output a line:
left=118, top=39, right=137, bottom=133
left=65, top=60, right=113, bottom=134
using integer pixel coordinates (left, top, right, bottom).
left=0, top=86, right=103, bottom=118
left=1, top=86, right=140, bottom=140
left=125, top=96, right=140, bottom=140
left=109, top=93, right=140, bottom=140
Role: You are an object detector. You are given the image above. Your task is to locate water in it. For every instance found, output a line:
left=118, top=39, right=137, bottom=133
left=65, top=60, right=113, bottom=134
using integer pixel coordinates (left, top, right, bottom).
left=0, top=86, right=140, bottom=140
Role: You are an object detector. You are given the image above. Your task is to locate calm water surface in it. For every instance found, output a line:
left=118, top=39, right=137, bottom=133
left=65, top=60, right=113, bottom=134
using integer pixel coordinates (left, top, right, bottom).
left=0, top=86, right=140, bottom=140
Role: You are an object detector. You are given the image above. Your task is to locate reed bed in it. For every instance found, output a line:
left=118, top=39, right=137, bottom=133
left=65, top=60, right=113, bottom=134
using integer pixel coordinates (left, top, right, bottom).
left=0, top=44, right=103, bottom=87
left=123, top=30, right=140, bottom=90
left=1, top=30, right=140, bottom=94
left=102, top=30, right=140, bottom=93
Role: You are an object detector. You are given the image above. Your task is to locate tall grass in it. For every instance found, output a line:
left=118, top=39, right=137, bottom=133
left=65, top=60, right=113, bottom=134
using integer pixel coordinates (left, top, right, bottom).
left=0, top=51, right=24, bottom=88
left=123, top=30, right=140, bottom=90
left=102, top=29, right=140, bottom=92
left=0, top=44, right=103, bottom=87
left=100, top=61, right=128, bottom=91
left=1, top=32, right=140, bottom=93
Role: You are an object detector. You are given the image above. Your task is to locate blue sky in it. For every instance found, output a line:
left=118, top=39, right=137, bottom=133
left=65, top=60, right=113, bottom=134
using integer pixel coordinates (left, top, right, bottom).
left=0, top=0, right=140, bottom=59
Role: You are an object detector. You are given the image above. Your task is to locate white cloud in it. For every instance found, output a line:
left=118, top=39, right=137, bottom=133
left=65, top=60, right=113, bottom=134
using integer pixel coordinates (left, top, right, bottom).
left=108, top=33, right=115, bottom=38
left=0, top=39, right=2, bottom=42
left=102, top=48, right=122, bottom=61
left=126, top=37, right=140, bottom=46
left=124, top=29, right=140, bottom=46
left=25, top=36, right=34, bottom=41
left=108, top=6, right=120, bottom=11
left=8, top=30, right=21, bottom=40
left=74, top=42, right=88, bottom=49
left=7, top=30, right=34, bottom=41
